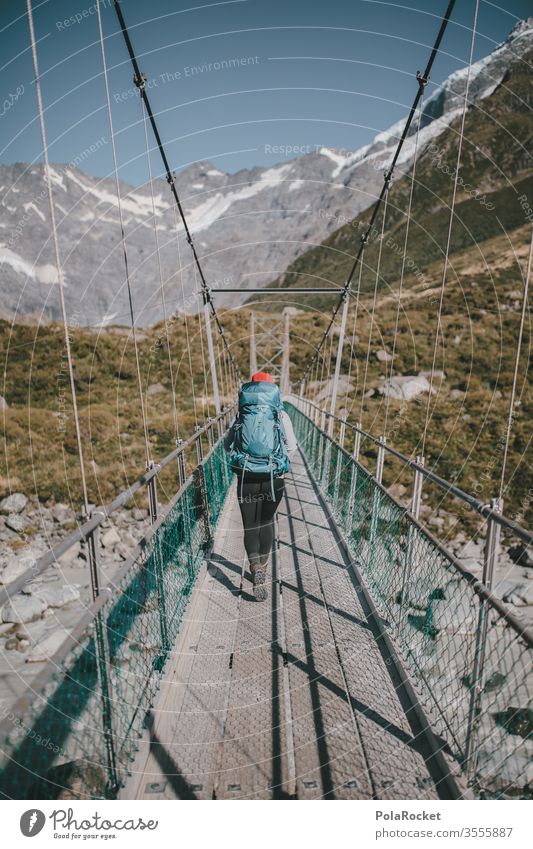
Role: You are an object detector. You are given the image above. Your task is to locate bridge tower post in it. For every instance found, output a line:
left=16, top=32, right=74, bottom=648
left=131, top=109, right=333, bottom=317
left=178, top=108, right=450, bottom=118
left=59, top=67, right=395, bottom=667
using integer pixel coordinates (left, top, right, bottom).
left=249, top=311, right=257, bottom=376
left=328, top=290, right=349, bottom=436
left=281, top=308, right=291, bottom=396
left=204, top=302, right=221, bottom=416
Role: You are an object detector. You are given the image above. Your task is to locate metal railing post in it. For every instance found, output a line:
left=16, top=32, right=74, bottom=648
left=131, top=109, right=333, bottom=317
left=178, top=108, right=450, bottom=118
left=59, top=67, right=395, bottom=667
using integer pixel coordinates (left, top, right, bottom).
left=411, top=455, right=425, bottom=521
left=369, top=436, right=387, bottom=551
left=376, top=435, right=386, bottom=486
left=86, top=518, right=119, bottom=796
left=346, top=427, right=362, bottom=529
left=354, top=424, right=362, bottom=463
left=194, top=426, right=212, bottom=545
left=176, top=438, right=186, bottom=488
left=334, top=420, right=347, bottom=509
left=328, top=292, right=349, bottom=435
left=148, top=461, right=169, bottom=659
left=318, top=408, right=329, bottom=485
left=464, top=496, right=503, bottom=781
left=206, top=417, right=214, bottom=449
left=204, top=302, right=221, bottom=416
left=398, top=455, right=426, bottom=636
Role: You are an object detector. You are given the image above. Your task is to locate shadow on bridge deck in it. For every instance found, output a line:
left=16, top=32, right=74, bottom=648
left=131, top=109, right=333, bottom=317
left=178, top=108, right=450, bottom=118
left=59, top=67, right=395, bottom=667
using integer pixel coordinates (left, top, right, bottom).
left=123, top=452, right=466, bottom=800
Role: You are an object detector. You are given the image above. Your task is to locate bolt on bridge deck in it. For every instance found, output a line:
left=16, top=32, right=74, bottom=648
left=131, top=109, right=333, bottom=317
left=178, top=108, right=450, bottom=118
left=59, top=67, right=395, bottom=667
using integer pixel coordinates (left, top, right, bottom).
left=126, top=451, right=465, bottom=800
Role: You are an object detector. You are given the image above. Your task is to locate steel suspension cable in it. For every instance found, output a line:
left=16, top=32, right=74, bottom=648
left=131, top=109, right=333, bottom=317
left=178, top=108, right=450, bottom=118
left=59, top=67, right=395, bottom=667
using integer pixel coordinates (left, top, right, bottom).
left=26, top=0, right=90, bottom=516
left=173, top=204, right=199, bottom=427
left=96, top=0, right=150, bottom=466
left=499, top=224, right=533, bottom=500
left=139, top=96, right=179, bottom=441
left=421, top=0, right=479, bottom=456
left=383, top=95, right=424, bottom=440
left=298, top=0, right=456, bottom=391
left=359, top=189, right=390, bottom=423
left=112, top=0, right=241, bottom=388
left=196, top=291, right=212, bottom=421
left=343, top=256, right=366, bottom=417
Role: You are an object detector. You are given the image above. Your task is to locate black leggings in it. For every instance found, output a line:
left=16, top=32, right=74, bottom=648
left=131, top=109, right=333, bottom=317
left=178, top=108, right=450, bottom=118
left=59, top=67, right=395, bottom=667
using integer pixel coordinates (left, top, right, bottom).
left=237, top=476, right=284, bottom=569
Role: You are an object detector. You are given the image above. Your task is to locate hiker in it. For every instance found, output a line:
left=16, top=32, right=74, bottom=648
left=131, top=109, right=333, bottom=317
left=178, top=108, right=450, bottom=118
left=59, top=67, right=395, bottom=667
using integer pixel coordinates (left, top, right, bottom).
left=224, top=371, right=297, bottom=601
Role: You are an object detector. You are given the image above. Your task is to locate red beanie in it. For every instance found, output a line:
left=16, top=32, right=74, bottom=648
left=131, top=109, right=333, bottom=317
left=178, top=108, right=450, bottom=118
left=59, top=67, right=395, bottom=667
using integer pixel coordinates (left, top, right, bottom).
left=252, top=371, right=275, bottom=383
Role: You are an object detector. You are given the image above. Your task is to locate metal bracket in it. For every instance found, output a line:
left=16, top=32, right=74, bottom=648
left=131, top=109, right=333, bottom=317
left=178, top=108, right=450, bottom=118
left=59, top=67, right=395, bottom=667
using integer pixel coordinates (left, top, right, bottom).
left=133, top=71, right=147, bottom=90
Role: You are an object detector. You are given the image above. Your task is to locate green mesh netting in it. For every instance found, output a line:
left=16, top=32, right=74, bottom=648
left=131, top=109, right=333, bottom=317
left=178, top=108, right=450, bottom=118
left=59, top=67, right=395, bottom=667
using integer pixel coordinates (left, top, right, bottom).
left=0, top=438, right=232, bottom=800
left=287, top=402, right=532, bottom=800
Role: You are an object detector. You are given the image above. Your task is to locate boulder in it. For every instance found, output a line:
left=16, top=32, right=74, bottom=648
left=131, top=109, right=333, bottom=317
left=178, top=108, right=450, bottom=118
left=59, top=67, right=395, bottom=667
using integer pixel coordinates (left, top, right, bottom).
left=115, top=543, right=132, bottom=561
left=56, top=541, right=81, bottom=567
left=26, top=629, right=70, bottom=663
left=508, top=544, right=533, bottom=569
left=388, top=483, right=407, bottom=501
left=52, top=503, right=76, bottom=524
left=32, top=585, right=81, bottom=608
left=5, top=513, right=30, bottom=533
left=0, top=396, right=8, bottom=411
left=132, top=508, right=148, bottom=521
left=0, top=492, right=28, bottom=515
left=378, top=375, right=433, bottom=402
left=418, top=369, right=446, bottom=381
left=2, top=595, right=47, bottom=624
left=101, top=527, right=121, bottom=548
left=457, top=539, right=483, bottom=574
left=146, top=382, right=166, bottom=396
left=494, top=579, right=533, bottom=607
left=0, top=550, right=38, bottom=585
left=315, top=375, right=354, bottom=403
left=375, top=350, right=392, bottom=363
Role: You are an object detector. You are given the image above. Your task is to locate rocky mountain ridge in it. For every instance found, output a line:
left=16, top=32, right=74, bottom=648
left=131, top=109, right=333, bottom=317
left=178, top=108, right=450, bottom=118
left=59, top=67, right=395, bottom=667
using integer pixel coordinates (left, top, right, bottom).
left=1, top=18, right=531, bottom=325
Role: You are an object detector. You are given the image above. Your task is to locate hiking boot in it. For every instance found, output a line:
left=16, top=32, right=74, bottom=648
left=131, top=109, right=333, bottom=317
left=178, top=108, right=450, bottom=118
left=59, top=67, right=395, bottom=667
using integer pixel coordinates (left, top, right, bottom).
left=252, top=569, right=267, bottom=602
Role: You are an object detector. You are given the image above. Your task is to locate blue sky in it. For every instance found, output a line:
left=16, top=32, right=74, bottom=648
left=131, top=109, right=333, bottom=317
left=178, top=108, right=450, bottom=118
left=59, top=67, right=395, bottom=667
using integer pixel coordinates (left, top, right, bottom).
left=1, top=0, right=531, bottom=185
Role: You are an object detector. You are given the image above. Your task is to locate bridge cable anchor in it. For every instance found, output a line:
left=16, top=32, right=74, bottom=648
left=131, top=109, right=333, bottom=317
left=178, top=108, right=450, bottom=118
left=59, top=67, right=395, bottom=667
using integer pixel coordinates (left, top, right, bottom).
left=133, top=71, right=147, bottom=91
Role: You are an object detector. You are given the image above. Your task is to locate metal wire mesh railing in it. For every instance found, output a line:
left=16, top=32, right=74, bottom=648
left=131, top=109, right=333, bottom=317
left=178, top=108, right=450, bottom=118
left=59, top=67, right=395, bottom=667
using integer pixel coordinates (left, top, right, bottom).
left=287, top=401, right=533, bottom=800
left=0, top=426, right=233, bottom=800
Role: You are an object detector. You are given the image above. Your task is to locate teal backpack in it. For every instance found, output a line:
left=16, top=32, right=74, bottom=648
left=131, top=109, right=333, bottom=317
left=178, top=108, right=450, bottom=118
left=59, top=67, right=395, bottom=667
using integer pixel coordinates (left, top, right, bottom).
left=228, top=381, right=290, bottom=495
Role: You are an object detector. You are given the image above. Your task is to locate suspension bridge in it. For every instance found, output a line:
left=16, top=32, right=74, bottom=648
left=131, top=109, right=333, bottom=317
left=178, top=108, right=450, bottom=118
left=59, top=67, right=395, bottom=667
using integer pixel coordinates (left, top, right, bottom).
left=0, top=0, right=531, bottom=801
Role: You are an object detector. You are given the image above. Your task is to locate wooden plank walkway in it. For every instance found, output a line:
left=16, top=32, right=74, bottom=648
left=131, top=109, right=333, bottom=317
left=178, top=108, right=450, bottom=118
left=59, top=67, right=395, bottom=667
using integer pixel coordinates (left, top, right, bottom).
left=124, top=451, right=463, bottom=800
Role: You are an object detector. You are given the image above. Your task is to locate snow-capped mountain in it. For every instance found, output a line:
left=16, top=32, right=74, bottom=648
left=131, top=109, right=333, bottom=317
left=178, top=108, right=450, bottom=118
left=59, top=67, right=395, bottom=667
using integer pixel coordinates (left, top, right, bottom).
left=1, top=18, right=531, bottom=326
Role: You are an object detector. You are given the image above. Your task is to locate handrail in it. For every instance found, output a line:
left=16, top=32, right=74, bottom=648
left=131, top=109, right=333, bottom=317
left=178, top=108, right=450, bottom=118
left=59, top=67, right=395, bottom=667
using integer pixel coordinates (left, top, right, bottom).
left=0, top=405, right=235, bottom=606
left=293, top=396, right=533, bottom=547
left=304, top=417, right=533, bottom=648
left=0, top=430, right=228, bottom=734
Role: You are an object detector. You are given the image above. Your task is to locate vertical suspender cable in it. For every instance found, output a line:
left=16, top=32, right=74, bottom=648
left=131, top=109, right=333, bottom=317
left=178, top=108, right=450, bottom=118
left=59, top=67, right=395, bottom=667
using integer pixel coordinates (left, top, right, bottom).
left=26, top=0, right=90, bottom=517
left=421, top=0, right=479, bottom=457
left=112, top=0, right=241, bottom=391
left=383, top=94, right=425, bottom=440
left=96, top=0, right=151, bottom=466
left=173, top=204, right=199, bottom=427
left=139, top=96, right=180, bottom=441
left=342, top=253, right=365, bottom=417
left=499, top=224, right=533, bottom=499
left=298, top=0, right=456, bottom=391
left=359, top=187, right=390, bottom=422
left=196, top=293, right=212, bottom=420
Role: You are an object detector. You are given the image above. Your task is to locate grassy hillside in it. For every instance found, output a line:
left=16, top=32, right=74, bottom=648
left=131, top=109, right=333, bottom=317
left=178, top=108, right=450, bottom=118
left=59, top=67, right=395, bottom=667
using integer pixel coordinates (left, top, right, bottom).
left=0, top=311, right=248, bottom=506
